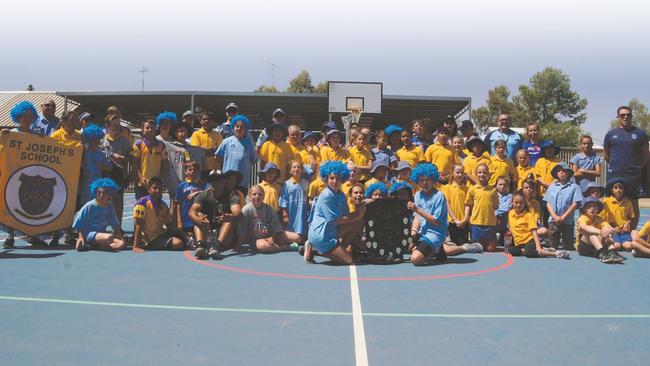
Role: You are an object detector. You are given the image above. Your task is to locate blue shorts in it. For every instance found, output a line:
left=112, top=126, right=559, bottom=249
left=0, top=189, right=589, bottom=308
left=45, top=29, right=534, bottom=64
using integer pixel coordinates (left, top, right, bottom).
left=471, top=225, right=496, bottom=242
left=613, top=232, right=633, bottom=243
left=418, top=235, right=443, bottom=250
left=312, top=238, right=338, bottom=254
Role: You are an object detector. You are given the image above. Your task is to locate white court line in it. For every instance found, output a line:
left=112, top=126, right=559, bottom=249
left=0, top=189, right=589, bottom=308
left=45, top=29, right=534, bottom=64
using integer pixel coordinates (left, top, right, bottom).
left=349, top=265, right=369, bottom=366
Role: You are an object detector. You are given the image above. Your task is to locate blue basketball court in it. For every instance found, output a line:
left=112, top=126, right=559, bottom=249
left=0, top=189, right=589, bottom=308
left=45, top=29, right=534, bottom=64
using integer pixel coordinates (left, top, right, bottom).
left=1, top=194, right=650, bottom=365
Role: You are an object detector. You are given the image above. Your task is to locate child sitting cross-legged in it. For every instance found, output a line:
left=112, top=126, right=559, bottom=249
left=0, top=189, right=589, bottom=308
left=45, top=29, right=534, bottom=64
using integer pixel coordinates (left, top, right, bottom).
left=602, top=178, right=636, bottom=253
left=507, top=191, right=570, bottom=259
left=576, top=197, right=625, bottom=263
left=238, top=185, right=302, bottom=253
left=72, top=178, right=127, bottom=252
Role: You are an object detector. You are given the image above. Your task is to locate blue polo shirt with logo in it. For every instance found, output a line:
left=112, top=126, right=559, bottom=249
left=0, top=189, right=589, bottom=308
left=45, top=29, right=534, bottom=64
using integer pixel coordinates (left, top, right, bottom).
left=604, top=127, right=648, bottom=175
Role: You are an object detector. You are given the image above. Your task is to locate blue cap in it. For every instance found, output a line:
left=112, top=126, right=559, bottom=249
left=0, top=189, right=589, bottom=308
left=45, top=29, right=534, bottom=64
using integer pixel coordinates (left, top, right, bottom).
left=540, top=140, right=561, bottom=155
left=370, top=160, right=389, bottom=173
left=582, top=196, right=604, bottom=212
left=259, top=162, right=280, bottom=174
left=394, top=160, right=412, bottom=171
left=301, top=131, right=319, bottom=143
left=582, top=181, right=604, bottom=196
left=551, top=162, right=573, bottom=179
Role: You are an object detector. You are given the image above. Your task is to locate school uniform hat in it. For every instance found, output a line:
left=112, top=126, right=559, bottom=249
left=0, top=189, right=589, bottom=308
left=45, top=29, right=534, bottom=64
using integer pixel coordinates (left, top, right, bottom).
left=394, top=160, right=412, bottom=171
left=301, top=131, right=319, bottom=143
left=78, top=112, right=93, bottom=121
left=606, top=177, right=629, bottom=195
left=272, top=108, right=285, bottom=117
left=207, top=170, right=225, bottom=182
left=321, top=121, right=338, bottom=131
left=540, top=140, right=561, bottom=155
left=259, top=162, right=280, bottom=175
left=551, top=162, right=573, bottom=180
left=326, top=129, right=341, bottom=137
left=225, top=103, right=238, bottom=112
left=182, top=110, right=193, bottom=118
left=465, top=136, right=486, bottom=152
left=582, top=196, right=604, bottom=212
left=370, top=160, right=389, bottom=173
left=582, top=181, right=604, bottom=196
left=223, top=169, right=243, bottom=184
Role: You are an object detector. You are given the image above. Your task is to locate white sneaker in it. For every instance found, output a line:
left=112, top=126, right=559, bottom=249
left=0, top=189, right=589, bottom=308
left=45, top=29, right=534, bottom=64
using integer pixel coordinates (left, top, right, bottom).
left=555, top=250, right=570, bottom=259
left=631, top=249, right=638, bottom=257
left=462, top=242, right=483, bottom=254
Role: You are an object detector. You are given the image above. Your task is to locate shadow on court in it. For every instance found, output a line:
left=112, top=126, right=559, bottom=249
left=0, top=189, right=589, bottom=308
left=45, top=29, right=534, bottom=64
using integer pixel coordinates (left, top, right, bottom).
left=0, top=250, right=65, bottom=259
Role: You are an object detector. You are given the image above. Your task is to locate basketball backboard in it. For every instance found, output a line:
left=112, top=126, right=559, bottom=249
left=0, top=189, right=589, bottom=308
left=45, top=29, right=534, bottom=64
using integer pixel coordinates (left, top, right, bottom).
left=327, top=81, right=382, bottom=114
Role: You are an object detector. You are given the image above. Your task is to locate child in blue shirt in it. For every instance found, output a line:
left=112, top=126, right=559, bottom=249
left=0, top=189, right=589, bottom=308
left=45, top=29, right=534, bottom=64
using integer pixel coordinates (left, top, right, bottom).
left=174, top=161, right=207, bottom=237
left=495, top=176, right=513, bottom=244
left=72, top=178, right=126, bottom=251
left=408, top=163, right=449, bottom=265
left=80, top=125, right=112, bottom=204
left=570, top=135, right=603, bottom=194
left=305, top=161, right=366, bottom=264
left=279, top=160, right=310, bottom=241
left=544, top=162, right=583, bottom=250
left=215, top=115, right=258, bottom=191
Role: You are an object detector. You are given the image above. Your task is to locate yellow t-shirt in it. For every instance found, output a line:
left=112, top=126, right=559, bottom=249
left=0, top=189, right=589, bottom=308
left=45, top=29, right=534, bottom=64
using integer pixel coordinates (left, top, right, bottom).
left=425, top=142, right=460, bottom=178
left=508, top=209, right=538, bottom=246
left=465, top=184, right=499, bottom=226
left=287, top=141, right=303, bottom=157
left=133, top=196, right=170, bottom=241
left=259, top=180, right=281, bottom=211
left=132, top=139, right=168, bottom=187
left=365, top=177, right=390, bottom=190
left=489, top=155, right=516, bottom=186
left=463, top=154, right=492, bottom=182
left=298, top=146, right=321, bottom=182
left=527, top=198, right=542, bottom=224
left=348, top=145, right=373, bottom=181
left=308, top=179, right=326, bottom=200
left=602, top=196, right=635, bottom=228
left=534, top=157, right=560, bottom=195
left=576, top=214, right=611, bottom=250
left=441, top=181, right=468, bottom=223
left=516, top=165, right=536, bottom=190
left=50, top=128, right=82, bottom=142
left=396, top=145, right=426, bottom=168
left=320, top=145, right=351, bottom=163
left=190, top=128, right=223, bottom=171
left=259, top=140, right=296, bottom=182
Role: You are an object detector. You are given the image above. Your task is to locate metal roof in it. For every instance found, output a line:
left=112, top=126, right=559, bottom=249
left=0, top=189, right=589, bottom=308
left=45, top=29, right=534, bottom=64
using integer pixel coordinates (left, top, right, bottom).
left=56, top=91, right=470, bottom=130
left=0, top=91, right=80, bottom=127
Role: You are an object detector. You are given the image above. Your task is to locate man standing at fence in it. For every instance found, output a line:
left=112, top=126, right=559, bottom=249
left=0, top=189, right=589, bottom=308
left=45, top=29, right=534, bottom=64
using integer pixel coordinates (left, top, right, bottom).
left=604, top=105, right=649, bottom=229
left=483, top=113, right=522, bottom=160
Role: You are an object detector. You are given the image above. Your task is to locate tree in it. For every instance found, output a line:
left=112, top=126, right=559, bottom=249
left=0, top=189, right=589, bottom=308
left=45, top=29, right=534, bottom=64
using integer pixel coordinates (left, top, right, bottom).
left=540, top=121, right=583, bottom=148
left=610, top=99, right=650, bottom=134
left=314, top=81, right=328, bottom=94
left=470, top=85, right=519, bottom=132
left=286, top=70, right=315, bottom=93
left=254, top=85, right=279, bottom=93
left=514, top=67, right=588, bottom=125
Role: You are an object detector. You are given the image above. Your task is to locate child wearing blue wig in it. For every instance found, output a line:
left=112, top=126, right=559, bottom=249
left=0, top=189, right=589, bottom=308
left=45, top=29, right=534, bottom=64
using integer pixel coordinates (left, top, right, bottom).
left=407, top=163, right=449, bottom=265
left=155, top=111, right=178, bottom=142
left=215, top=115, right=258, bottom=191
left=72, top=178, right=126, bottom=251
left=80, top=125, right=112, bottom=203
left=365, top=181, right=388, bottom=202
left=305, top=161, right=366, bottom=264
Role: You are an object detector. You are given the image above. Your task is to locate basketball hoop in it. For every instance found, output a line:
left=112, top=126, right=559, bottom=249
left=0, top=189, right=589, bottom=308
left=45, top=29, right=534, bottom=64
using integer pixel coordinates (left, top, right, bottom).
left=342, top=108, right=363, bottom=145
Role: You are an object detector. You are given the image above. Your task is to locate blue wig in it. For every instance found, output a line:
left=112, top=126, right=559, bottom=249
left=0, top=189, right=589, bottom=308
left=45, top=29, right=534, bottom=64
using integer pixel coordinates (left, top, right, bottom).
left=82, top=124, right=105, bottom=141
left=156, top=111, right=178, bottom=126
left=365, top=182, right=388, bottom=198
left=89, top=178, right=121, bottom=197
left=410, top=163, right=440, bottom=184
left=319, top=160, right=350, bottom=182
left=10, top=100, right=39, bottom=123
left=389, top=181, right=412, bottom=196
left=384, top=124, right=404, bottom=136
left=230, top=114, right=252, bottom=131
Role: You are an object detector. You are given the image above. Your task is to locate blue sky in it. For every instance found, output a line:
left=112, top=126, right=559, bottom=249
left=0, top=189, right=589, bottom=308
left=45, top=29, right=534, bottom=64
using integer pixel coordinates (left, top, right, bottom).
left=2, top=0, right=648, bottom=143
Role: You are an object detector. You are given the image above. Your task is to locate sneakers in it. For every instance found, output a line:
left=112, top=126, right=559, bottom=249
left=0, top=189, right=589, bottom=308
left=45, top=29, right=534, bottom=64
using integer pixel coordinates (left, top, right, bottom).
left=462, top=242, right=483, bottom=254
left=289, top=242, right=300, bottom=252
left=208, top=246, right=220, bottom=259
left=2, top=237, right=15, bottom=249
left=194, top=244, right=207, bottom=259
left=555, top=250, right=570, bottom=259
left=303, top=241, right=315, bottom=263
left=609, top=250, right=625, bottom=263
left=631, top=249, right=638, bottom=257
left=26, top=236, right=47, bottom=247
left=49, top=236, right=60, bottom=247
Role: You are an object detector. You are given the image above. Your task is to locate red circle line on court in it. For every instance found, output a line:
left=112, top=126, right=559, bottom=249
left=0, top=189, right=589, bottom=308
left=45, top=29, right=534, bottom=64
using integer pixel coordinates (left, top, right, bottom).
left=183, top=250, right=514, bottom=282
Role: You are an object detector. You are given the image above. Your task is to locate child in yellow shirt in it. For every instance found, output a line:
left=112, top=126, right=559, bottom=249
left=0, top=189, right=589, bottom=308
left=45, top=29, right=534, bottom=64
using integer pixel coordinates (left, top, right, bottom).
left=320, top=129, right=350, bottom=162
left=365, top=160, right=390, bottom=189
left=348, top=133, right=373, bottom=181
left=534, top=140, right=561, bottom=194
left=515, top=149, right=536, bottom=190
left=258, top=163, right=282, bottom=212
left=464, top=163, right=499, bottom=252
left=463, top=136, right=492, bottom=186
left=299, top=132, right=321, bottom=182
left=396, top=130, right=426, bottom=168
left=259, top=124, right=296, bottom=182
left=576, top=197, right=623, bottom=263
left=602, top=178, right=635, bottom=251
left=489, top=139, right=516, bottom=187
left=425, top=127, right=460, bottom=183
left=441, top=164, right=470, bottom=245
left=631, top=220, right=650, bottom=258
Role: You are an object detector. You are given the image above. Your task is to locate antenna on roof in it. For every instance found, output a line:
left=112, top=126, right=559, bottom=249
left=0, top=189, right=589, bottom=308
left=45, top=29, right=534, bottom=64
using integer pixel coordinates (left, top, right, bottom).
left=138, top=66, right=149, bottom=91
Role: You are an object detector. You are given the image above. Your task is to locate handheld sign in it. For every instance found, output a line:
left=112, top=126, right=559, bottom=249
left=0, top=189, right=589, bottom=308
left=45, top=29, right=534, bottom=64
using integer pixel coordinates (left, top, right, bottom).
left=363, top=198, right=413, bottom=262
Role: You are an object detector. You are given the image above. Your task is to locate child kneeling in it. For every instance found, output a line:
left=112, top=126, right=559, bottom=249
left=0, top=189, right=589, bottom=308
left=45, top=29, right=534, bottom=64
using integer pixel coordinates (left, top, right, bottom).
left=238, top=185, right=302, bottom=253
left=72, top=178, right=127, bottom=252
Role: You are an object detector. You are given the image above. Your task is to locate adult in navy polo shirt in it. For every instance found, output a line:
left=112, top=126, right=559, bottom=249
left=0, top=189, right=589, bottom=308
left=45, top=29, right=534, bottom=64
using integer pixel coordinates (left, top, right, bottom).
left=604, top=105, right=649, bottom=229
left=483, top=113, right=522, bottom=160
left=30, top=98, right=60, bottom=136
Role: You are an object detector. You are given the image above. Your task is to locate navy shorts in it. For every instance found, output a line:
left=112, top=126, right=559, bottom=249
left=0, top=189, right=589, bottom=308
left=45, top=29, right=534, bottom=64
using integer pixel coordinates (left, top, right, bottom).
left=613, top=232, right=633, bottom=243
left=471, top=225, right=496, bottom=242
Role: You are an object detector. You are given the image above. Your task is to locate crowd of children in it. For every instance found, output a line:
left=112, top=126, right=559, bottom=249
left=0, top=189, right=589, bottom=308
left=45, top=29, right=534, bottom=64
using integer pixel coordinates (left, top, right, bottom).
left=3, top=100, right=650, bottom=266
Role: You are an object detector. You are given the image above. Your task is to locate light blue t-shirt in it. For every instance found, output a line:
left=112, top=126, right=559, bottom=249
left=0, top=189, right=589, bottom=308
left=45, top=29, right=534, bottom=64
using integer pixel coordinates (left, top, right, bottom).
left=30, top=114, right=60, bottom=136
left=279, top=178, right=310, bottom=235
left=215, top=135, right=258, bottom=187
left=72, top=200, right=119, bottom=235
left=543, top=180, right=583, bottom=224
left=570, top=152, right=603, bottom=193
left=484, top=129, right=522, bottom=161
left=307, top=187, right=349, bottom=253
left=81, top=150, right=111, bottom=203
left=414, top=189, right=448, bottom=248
left=496, top=192, right=512, bottom=216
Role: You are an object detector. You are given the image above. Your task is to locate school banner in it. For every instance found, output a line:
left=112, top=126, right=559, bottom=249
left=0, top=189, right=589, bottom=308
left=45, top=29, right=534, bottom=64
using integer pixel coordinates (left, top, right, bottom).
left=0, top=132, right=83, bottom=236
